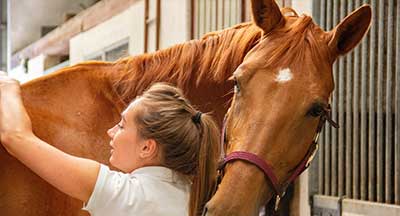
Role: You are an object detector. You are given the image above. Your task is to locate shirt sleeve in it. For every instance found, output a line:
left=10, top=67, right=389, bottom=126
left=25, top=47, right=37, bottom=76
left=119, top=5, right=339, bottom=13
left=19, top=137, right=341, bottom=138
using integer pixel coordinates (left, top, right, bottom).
left=82, top=164, right=142, bottom=215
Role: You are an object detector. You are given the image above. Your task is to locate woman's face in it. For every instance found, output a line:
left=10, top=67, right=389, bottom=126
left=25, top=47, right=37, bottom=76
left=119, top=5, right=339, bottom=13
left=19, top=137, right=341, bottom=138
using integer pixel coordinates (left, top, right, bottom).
left=107, top=100, right=150, bottom=173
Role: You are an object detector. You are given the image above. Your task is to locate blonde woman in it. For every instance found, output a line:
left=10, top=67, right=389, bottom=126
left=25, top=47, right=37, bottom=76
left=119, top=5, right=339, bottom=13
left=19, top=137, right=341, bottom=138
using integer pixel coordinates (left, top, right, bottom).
left=0, top=72, right=220, bottom=216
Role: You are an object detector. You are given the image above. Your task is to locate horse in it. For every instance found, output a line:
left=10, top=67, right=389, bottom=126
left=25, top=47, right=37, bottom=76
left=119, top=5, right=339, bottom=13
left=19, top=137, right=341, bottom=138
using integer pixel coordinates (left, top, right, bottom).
left=203, top=1, right=371, bottom=215
left=0, top=0, right=371, bottom=215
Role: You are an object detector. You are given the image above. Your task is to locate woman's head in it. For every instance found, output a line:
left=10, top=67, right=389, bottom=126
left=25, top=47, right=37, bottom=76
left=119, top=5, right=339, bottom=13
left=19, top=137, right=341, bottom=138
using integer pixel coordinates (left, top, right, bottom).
left=108, top=83, right=220, bottom=216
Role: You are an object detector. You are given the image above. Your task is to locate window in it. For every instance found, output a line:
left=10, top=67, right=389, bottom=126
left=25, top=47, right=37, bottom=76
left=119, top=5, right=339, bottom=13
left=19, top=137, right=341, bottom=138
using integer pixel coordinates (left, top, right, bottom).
left=86, top=38, right=129, bottom=62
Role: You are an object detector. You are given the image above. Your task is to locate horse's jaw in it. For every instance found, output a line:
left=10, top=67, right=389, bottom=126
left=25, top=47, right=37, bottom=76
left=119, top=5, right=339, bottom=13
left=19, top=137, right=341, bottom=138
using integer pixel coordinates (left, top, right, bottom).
left=204, top=161, right=273, bottom=216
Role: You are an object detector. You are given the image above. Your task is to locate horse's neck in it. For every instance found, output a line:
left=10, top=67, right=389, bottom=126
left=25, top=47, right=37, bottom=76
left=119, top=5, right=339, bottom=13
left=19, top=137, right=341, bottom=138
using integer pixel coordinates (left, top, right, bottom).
left=110, top=23, right=261, bottom=103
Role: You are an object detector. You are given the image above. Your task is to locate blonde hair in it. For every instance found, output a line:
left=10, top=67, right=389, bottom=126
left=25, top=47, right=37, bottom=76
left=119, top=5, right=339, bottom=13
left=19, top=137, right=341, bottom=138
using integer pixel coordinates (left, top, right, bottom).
left=132, top=82, right=220, bottom=216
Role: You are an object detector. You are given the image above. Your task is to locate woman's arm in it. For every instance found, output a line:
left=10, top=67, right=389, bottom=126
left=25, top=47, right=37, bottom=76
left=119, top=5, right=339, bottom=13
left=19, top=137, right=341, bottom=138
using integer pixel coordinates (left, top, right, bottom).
left=0, top=72, right=99, bottom=203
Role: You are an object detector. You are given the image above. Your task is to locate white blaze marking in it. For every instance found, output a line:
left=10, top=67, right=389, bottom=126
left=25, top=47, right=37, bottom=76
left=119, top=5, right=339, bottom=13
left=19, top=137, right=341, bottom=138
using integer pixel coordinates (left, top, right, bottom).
left=275, top=68, right=293, bottom=83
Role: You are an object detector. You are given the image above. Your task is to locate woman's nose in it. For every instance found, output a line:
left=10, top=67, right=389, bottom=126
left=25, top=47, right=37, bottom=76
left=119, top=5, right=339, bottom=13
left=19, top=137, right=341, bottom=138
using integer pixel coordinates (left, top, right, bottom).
left=107, top=125, right=117, bottom=138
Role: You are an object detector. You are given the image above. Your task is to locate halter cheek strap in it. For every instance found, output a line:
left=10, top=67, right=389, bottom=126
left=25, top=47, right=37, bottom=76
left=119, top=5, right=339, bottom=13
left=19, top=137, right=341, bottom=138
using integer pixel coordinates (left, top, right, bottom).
left=217, top=105, right=338, bottom=211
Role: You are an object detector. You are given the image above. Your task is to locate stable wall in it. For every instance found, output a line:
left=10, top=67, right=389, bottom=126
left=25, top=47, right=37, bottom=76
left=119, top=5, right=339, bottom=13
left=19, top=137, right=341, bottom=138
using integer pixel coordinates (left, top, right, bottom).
left=70, top=0, right=191, bottom=65
left=69, top=2, right=145, bottom=64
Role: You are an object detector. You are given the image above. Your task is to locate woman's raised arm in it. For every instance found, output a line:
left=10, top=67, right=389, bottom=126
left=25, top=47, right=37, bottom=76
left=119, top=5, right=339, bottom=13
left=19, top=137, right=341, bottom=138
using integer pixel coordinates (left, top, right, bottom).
left=0, top=72, right=99, bottom=203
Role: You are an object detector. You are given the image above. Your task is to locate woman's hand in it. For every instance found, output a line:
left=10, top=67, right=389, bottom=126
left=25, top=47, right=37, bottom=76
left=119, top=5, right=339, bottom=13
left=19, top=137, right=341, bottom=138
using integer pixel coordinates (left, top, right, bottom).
left=0, top=71, right=34, bottom=146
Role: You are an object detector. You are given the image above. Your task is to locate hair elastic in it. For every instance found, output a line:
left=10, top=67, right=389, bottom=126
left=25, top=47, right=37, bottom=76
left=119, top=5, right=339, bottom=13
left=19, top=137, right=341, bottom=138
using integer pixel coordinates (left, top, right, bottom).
left=192, top=111, right=202, bottom=124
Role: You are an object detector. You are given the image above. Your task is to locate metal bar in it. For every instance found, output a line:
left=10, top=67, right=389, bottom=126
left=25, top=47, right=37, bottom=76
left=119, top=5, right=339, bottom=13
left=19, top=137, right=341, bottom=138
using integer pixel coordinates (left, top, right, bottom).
left=352, top=0, right=362, bottom=200
left=353, top=43, right=361, bottom=200
left=376, top=0, right=385, bottom=203
left=318, top=130, right=325, bottom=194
left=395, top=0, right=400, bottom=204
left=319, top=0, right=330, bottom=196
left=235, top=0, right=239, bottom=24
left=0, top=0, right=2, bottom=66
left=208, top=0, right=217, bottom=31
left=368, top=0, right=377, bottom=202
left=337, top=0, right=347, bottom=197
left=206, top=0, right=211, bottom=32
left=205, top=0, right=210, bottom=33
left=226, top=0, right=231, bottom=27
left=144, top=0, right=149, bottom=52
left=385, top=0, right=394, bottom=204
left=325, top=0, right=332, bottom=196
left=345, top=0, right=354, bottom=198
left=314, top=0, right=324, bottom=195
left=221, top=0, right=225, bottom=29
left=331, top=0, right=339, bottom=197
left=360, top=0, right=369, bottom=202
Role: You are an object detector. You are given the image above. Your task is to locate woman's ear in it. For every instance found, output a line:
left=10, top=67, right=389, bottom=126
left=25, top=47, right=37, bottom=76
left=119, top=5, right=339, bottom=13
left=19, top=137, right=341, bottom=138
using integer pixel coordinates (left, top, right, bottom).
left=140, top=139, right=159, bottom=160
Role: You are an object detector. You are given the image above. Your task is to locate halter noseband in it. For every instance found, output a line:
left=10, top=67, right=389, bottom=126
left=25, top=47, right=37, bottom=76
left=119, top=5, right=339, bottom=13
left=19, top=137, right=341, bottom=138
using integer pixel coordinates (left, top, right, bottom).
left=216, top=105, right=338, bottom=211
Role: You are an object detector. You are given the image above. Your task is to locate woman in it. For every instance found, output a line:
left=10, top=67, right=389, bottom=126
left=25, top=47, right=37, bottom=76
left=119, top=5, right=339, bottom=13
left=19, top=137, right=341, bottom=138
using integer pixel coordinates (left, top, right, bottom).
left=0, top=72, right=220, bottom=216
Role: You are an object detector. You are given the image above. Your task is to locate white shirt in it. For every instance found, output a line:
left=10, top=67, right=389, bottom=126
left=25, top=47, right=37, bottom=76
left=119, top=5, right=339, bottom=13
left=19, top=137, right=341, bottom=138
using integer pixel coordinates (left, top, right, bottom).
left=83, top=164, right=191, bottom=216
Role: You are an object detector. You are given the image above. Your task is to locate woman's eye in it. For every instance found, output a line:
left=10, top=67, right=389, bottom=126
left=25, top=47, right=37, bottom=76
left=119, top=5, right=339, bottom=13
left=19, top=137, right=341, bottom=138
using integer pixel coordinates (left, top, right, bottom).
left=117, top=123, right=124, bottom=129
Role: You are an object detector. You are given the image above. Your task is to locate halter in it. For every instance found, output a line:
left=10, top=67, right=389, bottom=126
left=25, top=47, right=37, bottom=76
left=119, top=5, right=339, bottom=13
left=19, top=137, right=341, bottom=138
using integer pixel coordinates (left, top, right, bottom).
left=216, top=105, right=339, bottom=211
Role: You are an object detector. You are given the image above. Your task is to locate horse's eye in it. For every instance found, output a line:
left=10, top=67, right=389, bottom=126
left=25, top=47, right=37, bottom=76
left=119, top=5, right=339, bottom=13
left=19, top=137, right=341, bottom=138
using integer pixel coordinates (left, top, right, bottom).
left=233, top=78, right=240, bottom=93
left=308, top=104, right=324, bottom=117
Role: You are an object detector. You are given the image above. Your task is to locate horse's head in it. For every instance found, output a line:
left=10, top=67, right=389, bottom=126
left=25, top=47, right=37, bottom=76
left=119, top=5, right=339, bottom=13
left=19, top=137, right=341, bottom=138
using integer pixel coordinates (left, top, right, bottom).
left=204, top=0, right=371, bottom=215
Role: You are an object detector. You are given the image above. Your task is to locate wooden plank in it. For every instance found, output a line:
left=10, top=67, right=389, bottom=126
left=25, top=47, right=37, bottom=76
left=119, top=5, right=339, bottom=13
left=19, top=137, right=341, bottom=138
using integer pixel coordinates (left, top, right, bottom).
left=155, top=0, right=160, bottom=50
left=190, top=0, right=195, bottom=39
left=241, top=0, right=246, bottom=22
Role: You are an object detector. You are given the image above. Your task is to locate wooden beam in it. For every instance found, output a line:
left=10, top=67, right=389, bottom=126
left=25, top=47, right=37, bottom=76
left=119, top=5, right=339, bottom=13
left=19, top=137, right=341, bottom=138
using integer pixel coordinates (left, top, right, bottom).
left=11, top=0, right=140, bottom=68
left=155, top=0, right=160, bottom=50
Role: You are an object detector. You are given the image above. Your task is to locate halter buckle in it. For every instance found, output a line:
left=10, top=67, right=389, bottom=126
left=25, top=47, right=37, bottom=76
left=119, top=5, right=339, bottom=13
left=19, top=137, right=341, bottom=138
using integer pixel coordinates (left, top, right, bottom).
left=274, top=195, right=281, bottom=211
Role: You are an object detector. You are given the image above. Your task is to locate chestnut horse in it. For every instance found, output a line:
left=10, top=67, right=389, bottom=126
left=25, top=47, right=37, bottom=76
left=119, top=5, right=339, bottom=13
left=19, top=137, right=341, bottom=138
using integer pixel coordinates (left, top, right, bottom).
left=0, top=0, right=371, bottom=215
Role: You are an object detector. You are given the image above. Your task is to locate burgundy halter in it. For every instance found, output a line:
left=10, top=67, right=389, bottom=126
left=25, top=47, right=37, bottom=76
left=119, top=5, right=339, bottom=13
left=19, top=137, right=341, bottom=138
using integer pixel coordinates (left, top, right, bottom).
left=216, top=105, right=339, bottom=211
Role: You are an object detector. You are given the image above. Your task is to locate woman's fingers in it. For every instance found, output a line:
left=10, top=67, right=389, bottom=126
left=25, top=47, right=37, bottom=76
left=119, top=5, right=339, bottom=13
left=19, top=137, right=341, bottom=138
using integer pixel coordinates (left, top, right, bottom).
left=0, top=72, right=21, bottom=92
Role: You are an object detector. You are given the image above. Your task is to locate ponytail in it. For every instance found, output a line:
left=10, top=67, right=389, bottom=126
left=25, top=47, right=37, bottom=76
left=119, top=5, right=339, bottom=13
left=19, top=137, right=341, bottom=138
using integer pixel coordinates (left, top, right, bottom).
left=189, top=114, right=220, bottom=216
left=131, top=83, right=221, bottom=216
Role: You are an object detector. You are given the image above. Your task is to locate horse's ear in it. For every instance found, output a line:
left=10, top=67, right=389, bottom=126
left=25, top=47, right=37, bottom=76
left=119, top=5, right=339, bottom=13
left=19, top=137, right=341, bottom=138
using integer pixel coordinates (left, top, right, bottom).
left=328, top=5, right=372, bottom=56
left=251, top=0, right=284, bottom=34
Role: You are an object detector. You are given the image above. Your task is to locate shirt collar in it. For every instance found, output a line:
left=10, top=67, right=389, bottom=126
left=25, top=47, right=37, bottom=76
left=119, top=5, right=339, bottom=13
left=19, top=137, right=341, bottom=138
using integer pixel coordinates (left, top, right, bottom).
left=130, top=166, right=191, bottom=184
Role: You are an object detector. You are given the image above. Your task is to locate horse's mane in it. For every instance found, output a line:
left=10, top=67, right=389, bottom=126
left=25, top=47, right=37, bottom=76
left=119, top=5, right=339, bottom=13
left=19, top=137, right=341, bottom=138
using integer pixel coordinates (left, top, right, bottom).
left=79, top=10, right=327, bottom=105
left=106, top=22, right=263, bottom=103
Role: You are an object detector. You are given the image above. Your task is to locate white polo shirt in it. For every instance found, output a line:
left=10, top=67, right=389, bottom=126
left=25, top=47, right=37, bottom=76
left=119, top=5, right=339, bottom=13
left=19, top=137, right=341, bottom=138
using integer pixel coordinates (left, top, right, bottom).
left=83, top=164, right=191, bottom=216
